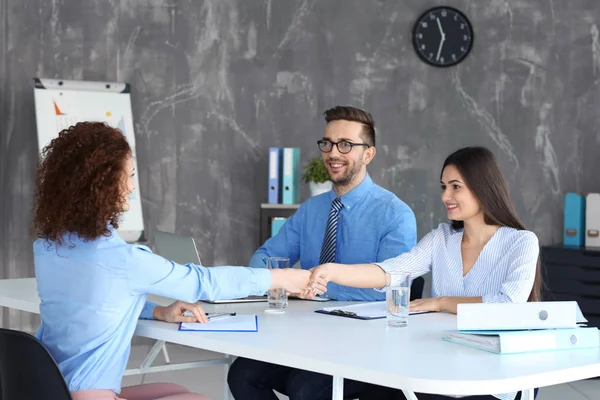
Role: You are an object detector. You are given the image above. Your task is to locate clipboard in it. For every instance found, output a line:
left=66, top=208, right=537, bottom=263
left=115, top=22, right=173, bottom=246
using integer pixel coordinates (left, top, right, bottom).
left=315, top=301, right=432, bottom=320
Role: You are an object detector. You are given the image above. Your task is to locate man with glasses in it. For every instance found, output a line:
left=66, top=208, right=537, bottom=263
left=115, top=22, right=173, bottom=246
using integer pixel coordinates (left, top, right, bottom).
left=227, top=106, right=418, bottom=400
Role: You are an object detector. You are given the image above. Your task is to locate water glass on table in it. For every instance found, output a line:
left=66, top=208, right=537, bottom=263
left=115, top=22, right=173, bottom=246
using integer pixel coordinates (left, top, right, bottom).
left=385, top=272, right=411, bottom=328
left=266, top=257, right=290, bottom=310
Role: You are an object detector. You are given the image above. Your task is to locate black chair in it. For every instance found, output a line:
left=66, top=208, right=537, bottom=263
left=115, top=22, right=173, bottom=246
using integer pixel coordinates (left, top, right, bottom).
left=410, top=276, right=425, bottom=301
left=0, top=328, right=72, bottom=400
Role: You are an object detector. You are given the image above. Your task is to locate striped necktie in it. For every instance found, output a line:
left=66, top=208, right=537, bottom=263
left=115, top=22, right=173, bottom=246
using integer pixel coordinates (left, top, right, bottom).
left=319, top=198, right=344, bottom=264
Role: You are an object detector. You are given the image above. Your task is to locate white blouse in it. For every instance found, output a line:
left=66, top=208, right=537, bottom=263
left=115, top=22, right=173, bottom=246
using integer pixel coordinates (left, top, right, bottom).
left=376, top=222, right=540, bottom=400
left=378, top=222, right=539, bottom=303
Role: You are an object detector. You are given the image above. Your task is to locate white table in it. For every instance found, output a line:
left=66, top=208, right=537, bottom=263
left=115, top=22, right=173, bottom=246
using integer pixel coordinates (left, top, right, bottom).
left=2, top=278, right=600, bottom=400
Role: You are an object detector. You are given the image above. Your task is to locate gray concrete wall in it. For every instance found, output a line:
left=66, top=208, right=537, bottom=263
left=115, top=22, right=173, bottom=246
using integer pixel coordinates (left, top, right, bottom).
left=2, top=0, right=599, bottom=327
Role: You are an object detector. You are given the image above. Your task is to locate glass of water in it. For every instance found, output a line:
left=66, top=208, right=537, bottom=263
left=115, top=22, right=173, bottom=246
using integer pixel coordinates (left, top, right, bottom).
left=266, top=257, right=290, bottom=310
left=386, top=272, right=411, bottom=328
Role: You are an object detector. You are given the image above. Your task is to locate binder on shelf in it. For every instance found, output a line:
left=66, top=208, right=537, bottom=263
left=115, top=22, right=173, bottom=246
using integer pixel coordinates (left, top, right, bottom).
left=564, top=192, right=586, bottom=247
left=268, top=147, right=283, bottom=204
left=586, top=193, right=600, bottom=248
left=443, top=326, right=600, bottom=354
left=271, top=217, right=287, bottom=237
left=456, top=301, right=588, bottom=331
left=282, top=147, right=300, bottom=204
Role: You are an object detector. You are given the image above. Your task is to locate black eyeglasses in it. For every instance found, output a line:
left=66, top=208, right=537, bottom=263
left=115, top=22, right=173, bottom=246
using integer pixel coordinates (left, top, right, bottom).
left=317, top=139, right=370, bottom=154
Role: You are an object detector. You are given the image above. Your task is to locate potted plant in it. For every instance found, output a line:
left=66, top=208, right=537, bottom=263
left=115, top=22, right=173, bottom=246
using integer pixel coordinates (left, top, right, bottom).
left=303, top=156, right=332, bottom=196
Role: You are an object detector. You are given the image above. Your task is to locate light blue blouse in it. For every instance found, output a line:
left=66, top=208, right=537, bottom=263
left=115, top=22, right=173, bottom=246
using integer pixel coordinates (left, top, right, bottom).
left=34, top=227, right=272, bottom=394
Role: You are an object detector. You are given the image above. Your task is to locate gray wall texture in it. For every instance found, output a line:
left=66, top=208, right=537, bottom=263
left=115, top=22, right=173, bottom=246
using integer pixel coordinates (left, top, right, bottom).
left=1, top=0, right=600, bottom=329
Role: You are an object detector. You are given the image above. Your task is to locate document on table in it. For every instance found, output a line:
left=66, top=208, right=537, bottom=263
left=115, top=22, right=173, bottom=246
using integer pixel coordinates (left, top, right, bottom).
left=316, top=301, right=431, bottom=320
left=179, top=315, right=258, bottom=332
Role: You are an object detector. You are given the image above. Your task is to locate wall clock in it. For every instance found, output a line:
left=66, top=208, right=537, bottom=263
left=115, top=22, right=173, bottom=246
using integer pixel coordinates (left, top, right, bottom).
left=412, top=6, right=474, bottom=67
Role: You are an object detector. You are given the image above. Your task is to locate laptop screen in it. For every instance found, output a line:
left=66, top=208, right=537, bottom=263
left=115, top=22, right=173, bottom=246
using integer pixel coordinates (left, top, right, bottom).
left=153, top=231, right=202, bottom=266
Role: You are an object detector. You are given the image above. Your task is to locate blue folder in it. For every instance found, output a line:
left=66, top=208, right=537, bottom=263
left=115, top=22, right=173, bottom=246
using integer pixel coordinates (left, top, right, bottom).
left=178, top=315, right=258, bottom=332
left=564, top=192, right=586, bottom=247
left=271, top=217, right=287, bottom=237
left=282, top=148, right=300, bottom=204
left=268, top=148, right=283, bottom=204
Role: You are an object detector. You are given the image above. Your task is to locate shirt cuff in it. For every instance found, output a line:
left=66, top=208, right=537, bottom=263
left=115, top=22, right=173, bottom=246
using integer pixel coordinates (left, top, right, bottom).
left=252, top=268, right=272, bottom=295
left=140, top=301, right=158, bottom=320
left=372, top=262, right=388, bottom=292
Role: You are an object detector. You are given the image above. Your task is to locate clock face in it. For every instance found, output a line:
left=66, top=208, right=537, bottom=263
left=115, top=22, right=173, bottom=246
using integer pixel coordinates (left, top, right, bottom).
left=412, top=6, right=474, bottom=67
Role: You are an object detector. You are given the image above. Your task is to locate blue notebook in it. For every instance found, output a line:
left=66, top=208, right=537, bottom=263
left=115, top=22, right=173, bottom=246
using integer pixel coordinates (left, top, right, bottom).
left=178, top=315, right=258, bottom=332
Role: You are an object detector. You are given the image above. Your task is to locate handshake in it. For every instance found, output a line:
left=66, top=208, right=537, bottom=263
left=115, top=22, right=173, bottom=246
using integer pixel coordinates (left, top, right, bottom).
left=270, top=264, right=334, bottom=299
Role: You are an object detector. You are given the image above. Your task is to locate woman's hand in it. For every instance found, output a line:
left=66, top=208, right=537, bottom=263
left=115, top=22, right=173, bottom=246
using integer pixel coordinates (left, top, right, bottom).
left=270, top=269, right=312, bottom=294
left=300, top=263, right=334, bottom=297
left=153, top=301, right=208, bottom=323
left=409, top=297, right=442, bottom=313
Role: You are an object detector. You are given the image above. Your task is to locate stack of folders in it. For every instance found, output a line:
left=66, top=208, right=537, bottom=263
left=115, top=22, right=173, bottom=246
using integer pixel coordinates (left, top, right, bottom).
left=268, top=147, right=300, bottom=204
left=564, top=192, right=600, bottom=248
left=443, top=301, right=600, bottom=354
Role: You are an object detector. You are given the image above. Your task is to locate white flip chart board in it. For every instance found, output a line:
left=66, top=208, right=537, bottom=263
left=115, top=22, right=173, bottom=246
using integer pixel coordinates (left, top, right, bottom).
left=33, top=78, right=144, bottom=243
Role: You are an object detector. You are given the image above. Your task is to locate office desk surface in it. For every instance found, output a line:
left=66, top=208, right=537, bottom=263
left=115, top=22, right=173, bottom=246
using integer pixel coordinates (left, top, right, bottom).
left=1, top=278, right=600, bottom=397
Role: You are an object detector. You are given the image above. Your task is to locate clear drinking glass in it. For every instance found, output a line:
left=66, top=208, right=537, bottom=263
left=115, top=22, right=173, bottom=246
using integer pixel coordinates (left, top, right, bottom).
left=266, top=257, right=290, bottom=310
left=386, top=272, right=411, bottom=328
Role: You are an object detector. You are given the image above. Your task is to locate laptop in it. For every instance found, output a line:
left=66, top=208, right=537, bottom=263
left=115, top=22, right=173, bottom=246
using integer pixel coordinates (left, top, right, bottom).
left=153, top=230, right=267, bottom=304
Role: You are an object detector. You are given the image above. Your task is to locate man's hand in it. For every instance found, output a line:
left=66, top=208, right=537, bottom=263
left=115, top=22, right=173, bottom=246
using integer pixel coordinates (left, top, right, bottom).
left=153, top=301, right=208, bottom=324
left=301, top=263, right=333, bottom=297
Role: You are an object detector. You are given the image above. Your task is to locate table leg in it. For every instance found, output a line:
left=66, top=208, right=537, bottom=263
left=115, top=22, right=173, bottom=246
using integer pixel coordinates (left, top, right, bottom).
left=140, top=340, right=167, bottom=370
left=161, top=342, right=171, bottom=364
left=332, top=376, right=344, bottom=400
left=401, top=390, right=419, bottom=400
left=223, top=355, right=233, bottom=400
left=521, top=388, right=535, bottom=400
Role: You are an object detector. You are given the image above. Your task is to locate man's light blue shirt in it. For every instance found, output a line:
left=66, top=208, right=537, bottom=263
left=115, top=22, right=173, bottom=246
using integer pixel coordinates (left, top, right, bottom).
left=34, top=227, right=272, bottom=394
left=249, top=173, right=417, bottom=301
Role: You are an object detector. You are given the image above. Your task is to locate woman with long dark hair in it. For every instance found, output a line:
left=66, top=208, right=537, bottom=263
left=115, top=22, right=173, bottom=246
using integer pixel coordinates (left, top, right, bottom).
left=306, top=146, right=541, bottom=400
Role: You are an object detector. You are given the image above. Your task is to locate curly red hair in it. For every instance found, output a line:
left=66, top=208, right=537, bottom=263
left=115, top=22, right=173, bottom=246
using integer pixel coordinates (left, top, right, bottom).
left=33, top=122, right=132, bottom=245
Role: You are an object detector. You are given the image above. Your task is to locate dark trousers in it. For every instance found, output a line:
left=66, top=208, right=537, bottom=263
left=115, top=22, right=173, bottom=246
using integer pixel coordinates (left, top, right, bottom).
left=358, top=384, right=538, bottom=400
left=227, top=357, right=538, bottom=400
left=227, top=357, right=371, bottom=400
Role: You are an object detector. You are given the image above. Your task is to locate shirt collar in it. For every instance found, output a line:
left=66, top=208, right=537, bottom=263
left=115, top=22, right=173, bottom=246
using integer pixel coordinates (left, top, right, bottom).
left=328, top=173, right=374, bottom=211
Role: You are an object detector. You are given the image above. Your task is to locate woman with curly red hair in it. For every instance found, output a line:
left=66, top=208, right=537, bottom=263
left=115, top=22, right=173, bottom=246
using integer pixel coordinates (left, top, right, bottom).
left=32, top=122, right=310, bottom=400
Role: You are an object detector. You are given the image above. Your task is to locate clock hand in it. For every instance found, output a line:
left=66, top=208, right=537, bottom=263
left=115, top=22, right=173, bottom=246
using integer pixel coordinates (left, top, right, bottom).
left=436, top=18, right=446, bottom=61
left=436, top=17, right=445, bottom=39
left=436, top=38, right=445, bottom=61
